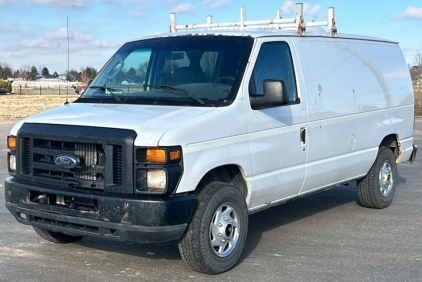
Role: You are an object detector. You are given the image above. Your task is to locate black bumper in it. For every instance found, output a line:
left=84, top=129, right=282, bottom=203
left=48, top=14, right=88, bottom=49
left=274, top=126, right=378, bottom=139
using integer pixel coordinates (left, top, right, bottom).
left=4, top=177, right=196, bottom=243
left=410, top=144, right=417, bottom=163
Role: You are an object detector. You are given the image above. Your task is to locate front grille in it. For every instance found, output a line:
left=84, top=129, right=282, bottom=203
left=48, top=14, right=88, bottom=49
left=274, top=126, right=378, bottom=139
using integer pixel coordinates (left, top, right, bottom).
left=75, top=143, right=102, bottom=181
left=16, top=123, right=136, bottom=194
left=22, top=138, right=31, bottom=174
left=113, top=145, right=123, bottom=184
left=26, top=138, right=107, bottom=189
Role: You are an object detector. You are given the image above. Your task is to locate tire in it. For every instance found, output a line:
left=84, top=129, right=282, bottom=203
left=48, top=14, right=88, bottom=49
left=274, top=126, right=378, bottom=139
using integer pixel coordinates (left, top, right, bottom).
left=33, top=226, right=84, bottom=244
left=357, top=146, right=397, bottom=209
left=178, top=181, right=248, bottom=274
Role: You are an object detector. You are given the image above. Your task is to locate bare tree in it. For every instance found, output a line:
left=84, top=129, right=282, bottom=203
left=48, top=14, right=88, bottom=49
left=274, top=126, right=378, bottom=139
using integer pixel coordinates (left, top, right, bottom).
left=80, top=68, right=90, bottom=84
left=410, top=65, right=419, bottom=84
left=20, top=65, right=32, bottom=94
left=21, top=65, right=32, bottom=81
left=413, top=51, right=422, bottom=84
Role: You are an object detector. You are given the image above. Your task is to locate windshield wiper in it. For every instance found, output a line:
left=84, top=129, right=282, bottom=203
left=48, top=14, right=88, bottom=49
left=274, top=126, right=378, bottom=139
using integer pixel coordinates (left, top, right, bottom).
left=143, top=84, right=205, bottom=106
left=89, top=86, right=122, bottom=102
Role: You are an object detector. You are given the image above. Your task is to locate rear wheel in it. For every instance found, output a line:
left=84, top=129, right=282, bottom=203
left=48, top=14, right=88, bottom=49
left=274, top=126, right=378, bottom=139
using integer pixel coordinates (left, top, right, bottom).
left=178, top=181, right=248, bottom=274
left=33, top=226, right=83, bottom=244
left=357, top=147, right=397, bottom=209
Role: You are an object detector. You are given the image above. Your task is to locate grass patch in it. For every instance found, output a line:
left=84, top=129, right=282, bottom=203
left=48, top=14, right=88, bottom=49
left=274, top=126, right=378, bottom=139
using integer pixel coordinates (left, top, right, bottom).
left=0, top=95, right=77, bottom=120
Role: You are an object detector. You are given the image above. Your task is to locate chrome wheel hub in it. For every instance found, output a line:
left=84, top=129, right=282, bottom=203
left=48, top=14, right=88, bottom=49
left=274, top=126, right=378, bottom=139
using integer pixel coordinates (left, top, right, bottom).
left=379, top=160, right=393, bottom=197
left=209, top=202, right=240, bottom=257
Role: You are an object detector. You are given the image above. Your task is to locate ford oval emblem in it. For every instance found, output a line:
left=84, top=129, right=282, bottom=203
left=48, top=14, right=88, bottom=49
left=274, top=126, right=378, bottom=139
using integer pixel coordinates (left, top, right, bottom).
left=54, top=155, right=78, bottom=169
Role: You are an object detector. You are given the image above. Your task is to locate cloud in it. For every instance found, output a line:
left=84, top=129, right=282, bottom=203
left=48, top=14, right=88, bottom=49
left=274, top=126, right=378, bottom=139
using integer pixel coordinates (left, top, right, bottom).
left=0, top=22, right=25, bottom=33
left=89, top=41, right=121, bottom=49
left=2, top=38, right=62, bottom=52
left=280, top=1, right=322, bottom=19
left=200, top=0, right=230, bottom=9
left=22, top=0, right=133, bottom=10
left=126, top=0, right=154, bottom=22
left=74, top=32, right=95, bottom=42
left=280, top=1, right=295, bottom=15
left=25, top=0, right=90, bottom=9
left=46, top=28, right=68, bottom=39
left=303, top=3, right=321, bottom=18
left=45, top=28, right=95, bottom=42
left=128, top=10, right=155, bottom=22
left=2, top=27, right=120, bottom=54
left=390, top=6, right=422, bottom=20
left=171, top=3, right=195, bottom=15
left=0, top=0, right=13, bottom=7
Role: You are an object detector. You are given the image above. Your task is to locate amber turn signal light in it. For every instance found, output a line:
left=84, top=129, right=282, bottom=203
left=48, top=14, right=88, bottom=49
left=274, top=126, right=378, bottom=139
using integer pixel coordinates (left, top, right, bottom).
left=146, top=149, right=166, bottom=163
left=7, top=136, right=16, bottom=150
left=170, top=150, right=181, bottom=161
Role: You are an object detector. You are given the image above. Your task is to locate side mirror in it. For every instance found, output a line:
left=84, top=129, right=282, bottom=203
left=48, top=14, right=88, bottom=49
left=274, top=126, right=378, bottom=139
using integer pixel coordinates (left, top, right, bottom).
left=86, top=79, right=93, bottom=89
left=250, top=79, right=289, bottom=110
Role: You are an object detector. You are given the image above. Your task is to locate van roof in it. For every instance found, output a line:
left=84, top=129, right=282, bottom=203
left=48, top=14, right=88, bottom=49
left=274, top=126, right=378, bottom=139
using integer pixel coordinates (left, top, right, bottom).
left=131, top=30, right=398, bottom=45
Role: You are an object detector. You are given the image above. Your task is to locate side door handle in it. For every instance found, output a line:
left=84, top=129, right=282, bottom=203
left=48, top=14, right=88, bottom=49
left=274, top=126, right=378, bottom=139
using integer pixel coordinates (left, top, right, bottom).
left=300, top=127, right=306, bottom=145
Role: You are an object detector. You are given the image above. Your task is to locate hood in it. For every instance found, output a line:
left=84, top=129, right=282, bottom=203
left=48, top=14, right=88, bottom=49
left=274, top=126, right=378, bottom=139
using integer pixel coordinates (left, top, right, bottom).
left=11, top=103, right=216, bottom=146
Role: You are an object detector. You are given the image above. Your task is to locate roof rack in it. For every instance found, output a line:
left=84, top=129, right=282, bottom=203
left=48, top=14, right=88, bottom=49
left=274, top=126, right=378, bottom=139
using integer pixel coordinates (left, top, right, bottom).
left=170, top=3, right=337, bottom=37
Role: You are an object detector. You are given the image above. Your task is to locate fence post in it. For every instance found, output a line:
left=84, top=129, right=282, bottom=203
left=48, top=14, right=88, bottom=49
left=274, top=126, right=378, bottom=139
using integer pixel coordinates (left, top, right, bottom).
left=59, top=85, right=61, bottom=95
left=40, top=85, right=41, bottom=95
left=19, top=85, right=21, bottom=95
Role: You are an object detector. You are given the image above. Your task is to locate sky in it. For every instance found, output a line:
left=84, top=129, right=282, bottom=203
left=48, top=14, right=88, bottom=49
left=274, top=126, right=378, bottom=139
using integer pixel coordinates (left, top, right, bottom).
left=0, top=0, right=421, bottom=75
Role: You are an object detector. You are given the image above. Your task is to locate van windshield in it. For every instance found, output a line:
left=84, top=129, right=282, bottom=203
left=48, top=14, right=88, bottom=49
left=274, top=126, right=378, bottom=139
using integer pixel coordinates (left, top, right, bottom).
left=77, top=36, right=253, bottom=107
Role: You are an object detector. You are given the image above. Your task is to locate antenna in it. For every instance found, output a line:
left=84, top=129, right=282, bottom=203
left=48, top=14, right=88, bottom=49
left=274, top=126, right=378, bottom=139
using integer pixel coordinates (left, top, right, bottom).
left=65, top=15, right=69, bottom=105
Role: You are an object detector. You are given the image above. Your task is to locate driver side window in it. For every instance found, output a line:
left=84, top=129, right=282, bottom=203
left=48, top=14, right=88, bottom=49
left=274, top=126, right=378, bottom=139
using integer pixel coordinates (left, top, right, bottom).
left=249, top=42, right=298, bottom=102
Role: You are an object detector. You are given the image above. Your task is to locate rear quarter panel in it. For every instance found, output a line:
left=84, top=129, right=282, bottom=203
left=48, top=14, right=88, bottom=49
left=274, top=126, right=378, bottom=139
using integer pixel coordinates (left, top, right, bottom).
left=294, top=37, right=414, bottom=193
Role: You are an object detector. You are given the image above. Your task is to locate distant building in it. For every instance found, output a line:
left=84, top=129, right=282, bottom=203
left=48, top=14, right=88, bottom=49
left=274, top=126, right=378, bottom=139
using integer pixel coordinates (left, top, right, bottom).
left=36, top=74, right=56, bottom=80
left=58, top=73, right=76, bottom=82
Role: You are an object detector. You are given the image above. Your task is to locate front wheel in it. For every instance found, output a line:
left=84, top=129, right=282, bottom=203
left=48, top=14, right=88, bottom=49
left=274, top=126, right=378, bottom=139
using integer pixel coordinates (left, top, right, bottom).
left=33, top=226, right=83, bottom=244
left=357, top=146, right=397, bottom=209
left=178, top=182, right=248, bottom=274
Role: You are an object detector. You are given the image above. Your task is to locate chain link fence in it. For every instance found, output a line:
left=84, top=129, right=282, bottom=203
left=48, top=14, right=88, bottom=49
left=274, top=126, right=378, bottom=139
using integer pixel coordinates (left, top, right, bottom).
left=11, top=84, right=80, bottom=96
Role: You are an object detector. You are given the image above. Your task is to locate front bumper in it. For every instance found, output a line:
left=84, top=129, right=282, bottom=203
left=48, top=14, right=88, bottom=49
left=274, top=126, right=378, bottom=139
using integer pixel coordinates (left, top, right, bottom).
left=410, top=144, right=417, bottom=163
left=5, top=177, right=196, bottom=243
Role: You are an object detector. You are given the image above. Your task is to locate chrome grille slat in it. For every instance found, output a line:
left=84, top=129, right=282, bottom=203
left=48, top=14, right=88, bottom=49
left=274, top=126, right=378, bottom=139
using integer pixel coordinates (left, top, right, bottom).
left=75, top=143, right=97, bottom=180
left=29, top=138, right=105, bottom=185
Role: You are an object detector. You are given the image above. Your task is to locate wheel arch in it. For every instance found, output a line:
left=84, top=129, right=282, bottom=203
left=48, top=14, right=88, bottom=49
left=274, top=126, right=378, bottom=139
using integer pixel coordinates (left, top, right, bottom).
left=194, top=164, right=249, bottom=199
left=379, top=134, right=401, bottom=162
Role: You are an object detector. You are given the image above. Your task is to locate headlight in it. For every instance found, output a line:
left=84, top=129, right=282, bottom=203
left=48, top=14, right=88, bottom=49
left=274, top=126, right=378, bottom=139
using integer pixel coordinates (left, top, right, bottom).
left=135, top=169, right=167, bottom=194
left=9, top=155, right=16, bottom=171
left=147, top=169, right=167, bottom=189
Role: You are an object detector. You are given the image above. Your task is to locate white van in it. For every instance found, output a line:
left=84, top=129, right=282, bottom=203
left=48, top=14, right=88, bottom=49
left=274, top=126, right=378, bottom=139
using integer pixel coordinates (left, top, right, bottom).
left=5, top=4, right=417, bottom=274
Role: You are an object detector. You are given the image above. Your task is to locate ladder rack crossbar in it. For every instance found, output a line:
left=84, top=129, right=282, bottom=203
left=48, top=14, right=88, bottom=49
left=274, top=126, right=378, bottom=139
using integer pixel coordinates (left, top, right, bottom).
left=170, top=3, right=337, bottom=36
left=174, top=19, right=297, bottom=30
